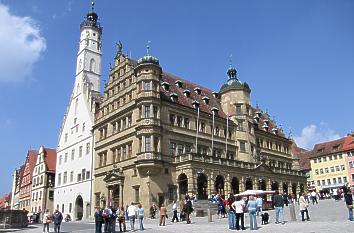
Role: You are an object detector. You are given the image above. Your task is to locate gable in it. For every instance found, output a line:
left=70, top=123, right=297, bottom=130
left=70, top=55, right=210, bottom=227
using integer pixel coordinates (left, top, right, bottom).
left=254, top=163, right=274, bottom=174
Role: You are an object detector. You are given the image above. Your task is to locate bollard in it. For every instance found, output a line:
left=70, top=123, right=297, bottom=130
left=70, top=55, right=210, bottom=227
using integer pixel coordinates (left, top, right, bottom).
left=289, top=202, right=296, bottom=221
left=208, top=207, right=212, bottom=222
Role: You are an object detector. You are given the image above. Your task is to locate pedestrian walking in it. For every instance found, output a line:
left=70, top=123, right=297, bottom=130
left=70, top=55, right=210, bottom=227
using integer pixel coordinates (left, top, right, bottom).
left=159, top=204, right=167, bottom=226
left=232, top=195, right=246, bottom=230
left=171, top=201, right=179, bottom=223
left=344, top=190, right=354, bottom=221
left=185, top=197, right=193, bottom=224
left=299, top=192, right=310, bottom=221
left=273, top=191, right=285, bottom=224
left=137, top=203, right=144, bottom=230
left=118, top=206, right=126, bottom=232
left=102, top=206, right=112, bottom=233
left=127, top=203, right=137, bottom=231
left=52, top=208, right=63, bottom=233
left=247, top=195, right=258, bottom=230
left=150, top=203, right=157, bottom=219
left=227, top=194, right=236, bottom=230
left=256, top=195, right=263, bottom=216
left=42, top=209, right=51, bottom=233
left=311, top=190, right=318, bottom=205
left=111, top=206, right=118, bottom=233
left=95, top=207, right=103, bottom=233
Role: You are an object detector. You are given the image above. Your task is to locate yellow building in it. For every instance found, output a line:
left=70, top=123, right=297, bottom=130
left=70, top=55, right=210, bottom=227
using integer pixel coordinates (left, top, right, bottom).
left=309, top=138, right=349, bottom=192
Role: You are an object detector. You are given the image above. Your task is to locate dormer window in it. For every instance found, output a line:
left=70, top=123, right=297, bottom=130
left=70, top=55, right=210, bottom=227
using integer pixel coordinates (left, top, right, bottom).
left=317, top=148, right=324, bottom=153
left=202, top=96, right=210, bottom=104
left=211, top=107, right=218, bottom=115
left=192, top=100, right=200, bottom=109
left=175, top=80, right=183, bottom=88
left=272, top=128, right=278, bottom=135
left=183, top=89, right=191, bottom=97
left=161, top=81, right=170, bottom=91
left=194, top=87, right=201, bottom=95
left=212, top=91, right=218, bottom=98
left=170, top=93, right=178, bottom=102
left=262, top=122, right=269, bottom=131
left=332, top=145, right=339, bottom=151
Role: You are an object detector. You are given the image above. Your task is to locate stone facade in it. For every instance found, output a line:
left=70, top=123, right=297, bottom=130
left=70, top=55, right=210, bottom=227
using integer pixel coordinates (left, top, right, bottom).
left=93, top=48, right=306, bottom=213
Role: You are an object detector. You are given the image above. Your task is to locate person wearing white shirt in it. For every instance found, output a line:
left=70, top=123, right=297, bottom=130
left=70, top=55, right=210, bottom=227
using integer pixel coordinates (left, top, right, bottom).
left=232, top=196, right=246, bottom=230
left=311, top=190, right=318, bottom=204
left=171, top=201, right=179, bottom=222
left=127, top=203, right=137, bottom=231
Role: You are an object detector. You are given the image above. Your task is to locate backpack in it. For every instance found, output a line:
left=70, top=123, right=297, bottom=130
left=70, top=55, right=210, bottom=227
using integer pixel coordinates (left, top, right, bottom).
left=102, top=208, right=109, bottom=218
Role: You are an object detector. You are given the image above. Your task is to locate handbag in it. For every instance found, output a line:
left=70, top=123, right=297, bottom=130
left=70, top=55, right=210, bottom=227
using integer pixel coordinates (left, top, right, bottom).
left=46, top=219, right=52, bottom=224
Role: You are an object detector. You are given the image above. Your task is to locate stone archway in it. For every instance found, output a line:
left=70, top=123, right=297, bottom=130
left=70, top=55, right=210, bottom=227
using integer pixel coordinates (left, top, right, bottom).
left=75, top=195, right=83, bottom=221
left=178, top=173, right=188, bottom=198
left=258, top=179, right=267, bottom=191
left=197, top=173, right=208, bottom=200
left=271, top=181, right=279, bottom=191
left=214, top=175, right=225, bottom=195
left=283, top=182, right=289, bottom=194
left=245, top=178, right=253, bottom=190
left=231, top=177, right=240, bottom=194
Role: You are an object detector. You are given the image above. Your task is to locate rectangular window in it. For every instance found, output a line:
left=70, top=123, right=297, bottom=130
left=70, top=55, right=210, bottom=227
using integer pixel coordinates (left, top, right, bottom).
left=65, top=133, right=68, bottom=142
left=333, top=178, right=337, bottom=184
left=70, top=171, right=74, bottom=182
left=185, top=145, right=191, bottom=153
left=325, top=167, right=329, bottom=173
left=145, top=136, right=151, bottom=152
left=154, top=138, right=159, bottom=152
left=99, top=154, right=103, bottom=167
left=317, top=180, right=320, bottom=186
left=128, top=144, right=133, bottom=158
left=169, top=142, right=176, bottom=156
left=135, top=187, right=140, bottom=203
left=79, top=146, right=83, bottom=157
left=177, top=144, right=184, bottom=155
left=58, top=173, right=61, bottom=186
left=86, top=143, right=90, bottom=155
left=128, top=115, right=132, bottom=127
left=62, top=204, right=64, bottom=213
left=327, top=179, right=331, bottom=184
left=339, top=154, right=343, bottom=159
left=338, top=177, right=342, bottom=184
left=331, top=167, right=335, bottom=172
left=69, top=203, right=72, bottom=213
left=118, top=148, right=122, bottom=161
left=200, top=122, right=205, bottom=132
left=237, top=120, right=244, bottom=131
left=177, top=116, right=183, bottom=127
left=123, top=146, right=127, bottom=159
left=86, top=171, right=90, bottom=180
left=169, top=114, right=175, bottom=125
left=145, top=106, right=150, bottom=118
left=236, top=105, right=242, bottom=115
left=344, top=177, right=348, bottom=183
left=320, top=168, right=324, bottom=174
left=239, top=141, right=246, bottom=152
left=315, top=169, right=319, bottom=175
left=118, top=121, right=121, bottom=132
left=112, top=149, right=117, bottom=163
left=103, top=153, right=107, bottom=166
left=65, top=153, right=68, bottom=163
left=77, top=174, right=82, bottom=182
left=143, top=81, right=151, bottom=90
left=336, top=165, right=340, bottom=171
left=184, top=118, right=190, bottom=129
left=153, top=106, right=158, bottom=118
left=122, top=118, right=126, bottom=129
left=63, top=172, right=67, bottom=184
left=71, top=149, right=75, bottom=160
left=321, top=180, right=325, bottom=185
left=59, top=155, right=62, bottom=165
left=341, top=165, right=345, bottom=171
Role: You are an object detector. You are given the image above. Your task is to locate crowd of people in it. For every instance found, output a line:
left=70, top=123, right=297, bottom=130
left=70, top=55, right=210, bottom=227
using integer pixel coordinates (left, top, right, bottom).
left=34, top=187, right=354, bottom=232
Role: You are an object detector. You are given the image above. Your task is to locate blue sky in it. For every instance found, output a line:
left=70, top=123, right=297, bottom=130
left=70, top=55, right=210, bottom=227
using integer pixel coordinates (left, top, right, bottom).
left=0, top=0, right=353, bottom=196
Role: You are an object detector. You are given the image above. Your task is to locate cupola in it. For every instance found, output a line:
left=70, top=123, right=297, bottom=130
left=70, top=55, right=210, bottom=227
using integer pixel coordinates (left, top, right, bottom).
left=137, top=42, right=160, bottom=66
left=219, top=61, right=251, bottom=94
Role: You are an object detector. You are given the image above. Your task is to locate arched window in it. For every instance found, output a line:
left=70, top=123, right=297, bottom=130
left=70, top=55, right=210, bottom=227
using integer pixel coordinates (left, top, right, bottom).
left=90, top=59, right=96, bottom=72
left=78, top=59, right=82, bottom=72
left=77, top=83, right=80, bottom=94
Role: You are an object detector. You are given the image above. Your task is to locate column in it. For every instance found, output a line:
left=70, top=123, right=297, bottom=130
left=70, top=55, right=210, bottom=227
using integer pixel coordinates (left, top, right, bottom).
left=209, top=171, right=214, bottom=195
left=267, top=178, right=271, bottom=191
left=225, top=173, right=230, bottom=195
left=240, top=176, right=245, bottom=192
left=119, top=184, right=124, bottom=207
left=142, top=135, right=145, bottom=152
left=254, top=177, right=258, bottom=190
left=279, top=180, right=283, bottom=193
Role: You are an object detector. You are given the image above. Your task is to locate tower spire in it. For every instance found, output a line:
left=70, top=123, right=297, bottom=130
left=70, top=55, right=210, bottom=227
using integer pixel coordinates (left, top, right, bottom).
left=146, top=40, right=151, bottom=55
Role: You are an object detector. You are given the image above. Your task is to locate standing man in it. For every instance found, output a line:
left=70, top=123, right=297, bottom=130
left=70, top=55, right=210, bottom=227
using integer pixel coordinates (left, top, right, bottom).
left=171, top=201, right=179, bottom=223
left=311, top=190, right=318, bottom=205
left=185, top=197, right=193, bottom=224
left=273, top=191, right=285, bottom=225
left=344, top=190, right=354, bottom=221
left=159, top=204, right=167, bottom=226
left=94, top=207, right=103, bottom=233
left=127, top=202, right=137, bottom=231
left=52, top=209, right=63, bottom=233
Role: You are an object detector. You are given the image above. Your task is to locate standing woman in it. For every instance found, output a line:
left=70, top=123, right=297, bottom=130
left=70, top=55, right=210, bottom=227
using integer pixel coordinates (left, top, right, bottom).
left=232, top=196, right=246, bottom=231
left=42, top=209, right=51, bottom=233
left=94, top=207, right=103, bottom=233
left=159, top=204, right=167, bottom=226
left=247, top=195, right=258, bottom=230
left=138, top=203, right=145, bottom=230
left=227, top=194, right=236, bottom=230
left=118, top=206, right=127, bottom=232
left=299, top=192, right=310, bottom=221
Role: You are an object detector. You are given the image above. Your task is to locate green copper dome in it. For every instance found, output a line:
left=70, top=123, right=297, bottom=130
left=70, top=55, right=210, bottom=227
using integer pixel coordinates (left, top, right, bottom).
left=137, top=54, right=159, bottom=66
left=219, top=66, right=251, bottom=93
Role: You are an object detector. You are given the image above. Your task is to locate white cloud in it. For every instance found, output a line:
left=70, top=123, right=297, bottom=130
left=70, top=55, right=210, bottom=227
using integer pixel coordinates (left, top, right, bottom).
left=294, top=124, right=341, bottom=150
left=0, top=119, right=12, bottom=129
left=0, top=3, right=46, bottom=82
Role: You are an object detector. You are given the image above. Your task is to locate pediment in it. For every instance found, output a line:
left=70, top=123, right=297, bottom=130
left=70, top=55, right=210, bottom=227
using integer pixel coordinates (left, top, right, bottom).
left=254, top=163, right=274, bottom=174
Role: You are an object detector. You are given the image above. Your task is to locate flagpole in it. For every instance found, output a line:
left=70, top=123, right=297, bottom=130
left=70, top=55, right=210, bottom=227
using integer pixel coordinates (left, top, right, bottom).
left=226, top=115, right=228, bottom=158
left=211, top=110, right=215, bottom=156
left=195, top=106, right=200, bottom=153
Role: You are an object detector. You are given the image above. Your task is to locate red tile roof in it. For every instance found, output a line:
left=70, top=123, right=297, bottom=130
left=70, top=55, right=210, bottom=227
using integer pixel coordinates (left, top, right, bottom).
left=311, top=137, right=346, bottom=158
left=44, top=148, right=57, bottom=172
left=160, top=72, right=227, bottom=118
left=343, top=135, right=354, bottom=151
left=291, top=143, right=310, bottom=170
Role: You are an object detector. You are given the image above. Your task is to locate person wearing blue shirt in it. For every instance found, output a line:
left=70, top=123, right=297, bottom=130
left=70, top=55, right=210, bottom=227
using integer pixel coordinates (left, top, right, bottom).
left=256, top=195, right=263, bottom=216
left=247, top=196, right=258, bottom=230
left=138, top=203, right=144, bottom=230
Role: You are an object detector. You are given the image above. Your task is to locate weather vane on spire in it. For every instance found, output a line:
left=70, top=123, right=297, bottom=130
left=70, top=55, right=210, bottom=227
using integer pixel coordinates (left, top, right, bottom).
left=146, top=40, right=151, bottom=55
left=229, top=54, right=233, bottom=68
